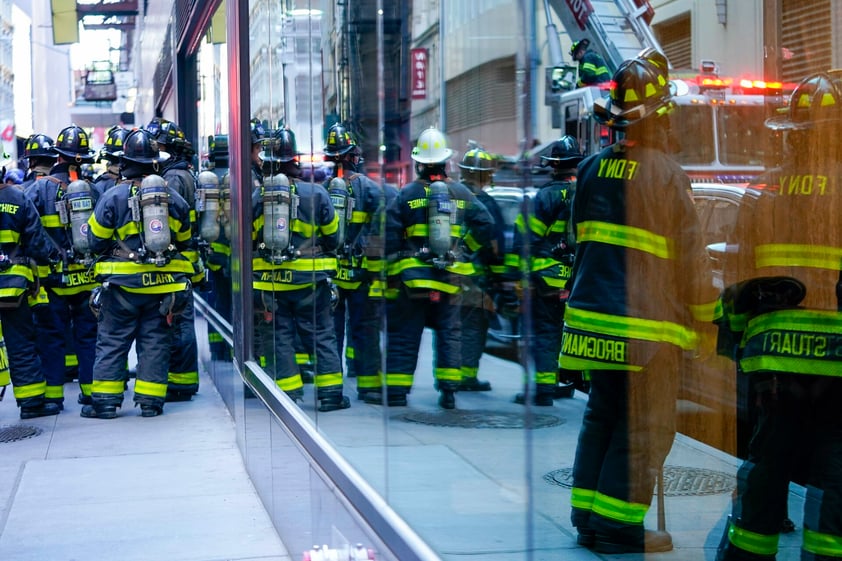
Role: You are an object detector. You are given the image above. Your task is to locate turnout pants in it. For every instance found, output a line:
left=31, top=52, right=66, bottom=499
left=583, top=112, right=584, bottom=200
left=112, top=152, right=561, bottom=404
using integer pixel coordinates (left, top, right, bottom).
left=570, top=346, right=679, bottom=542
left=717, top=374, right=842, bottom=561
left=32, top=290, right=97, bottom=404
left=168, top=296, right=199, bottom=395
left=2, top=299, right=49, bottom=407
left=334, top=284, right=382, bottom=394
left=91, top=286, right=173, bottom=409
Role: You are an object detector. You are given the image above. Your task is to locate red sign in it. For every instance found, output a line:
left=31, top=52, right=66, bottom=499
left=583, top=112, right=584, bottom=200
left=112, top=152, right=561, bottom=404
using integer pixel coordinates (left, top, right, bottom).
left=565, top=0, right=593, bottom=30
left=411, top=48, right=428, bottom=100
left=0, top=124, right=13, bottom=143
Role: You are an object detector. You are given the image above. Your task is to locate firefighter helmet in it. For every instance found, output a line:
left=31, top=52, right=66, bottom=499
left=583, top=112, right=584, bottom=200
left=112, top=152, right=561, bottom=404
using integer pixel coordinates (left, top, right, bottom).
left=541, top=135, right=583, bottom=167
left=411, top=127, right=453, bottom=164
left=151, top=119, right=185, bottom=149
left=54, top=125, right=96, bottom=162
left=636, top=47, right=670, bottom=72
left=570, top=39, right=590, bottom=57
left=459, top=147, right=496, bottom=172
left=208, top=134, right=229, bottom=164
left=24, top=133, right=57, bottom=159
left=261, top=128, right=299, bottom=162
left=120, top=129, right=170, bottom=165
left=101, top=126, right=130, bottom=162
left=766, top=71, right=842, bottom=131
left=323, top=123, right=358, bottom=158
left=593, top=56, right=674, bottom=130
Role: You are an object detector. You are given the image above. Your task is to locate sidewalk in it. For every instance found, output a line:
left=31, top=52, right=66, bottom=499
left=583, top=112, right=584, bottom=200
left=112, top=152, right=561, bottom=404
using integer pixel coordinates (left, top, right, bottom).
left=0, top=369, right=290, bottom=561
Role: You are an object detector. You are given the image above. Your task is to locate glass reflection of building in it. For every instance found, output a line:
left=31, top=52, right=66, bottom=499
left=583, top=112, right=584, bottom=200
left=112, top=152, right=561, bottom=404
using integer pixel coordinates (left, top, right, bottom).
left=128, top=1, right=837, bottom=559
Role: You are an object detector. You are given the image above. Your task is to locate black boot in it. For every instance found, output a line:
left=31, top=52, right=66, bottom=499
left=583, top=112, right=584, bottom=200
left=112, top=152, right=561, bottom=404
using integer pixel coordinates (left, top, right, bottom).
left=362, top=389, right=407, bottom=406
left=438, top=389, right=456, bottom=410
left=80, top=404, right=118, bottom=419
left=139, top=404, right=163, bottom=417
left=318, top=393, right=351, bottom=412
left=457, top=376, right=492, bottom=391
left=20, top=402, right=61, bottom=420
left=165, top=390, right=193, bottom=402
left=514, top=392, right=554, bottom=406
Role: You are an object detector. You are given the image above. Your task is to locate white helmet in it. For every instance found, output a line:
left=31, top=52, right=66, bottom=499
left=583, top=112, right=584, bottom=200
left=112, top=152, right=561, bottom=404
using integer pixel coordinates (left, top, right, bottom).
left=411, top=127, right=453, bottom=164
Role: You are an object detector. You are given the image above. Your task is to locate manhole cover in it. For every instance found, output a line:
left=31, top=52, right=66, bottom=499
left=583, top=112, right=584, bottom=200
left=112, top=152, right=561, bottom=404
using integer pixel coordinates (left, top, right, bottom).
left=544, top=465, right=736, bottom=496
left=0, top=425, right=42, bottom=443
left=401, top=409, right=564, bottom=429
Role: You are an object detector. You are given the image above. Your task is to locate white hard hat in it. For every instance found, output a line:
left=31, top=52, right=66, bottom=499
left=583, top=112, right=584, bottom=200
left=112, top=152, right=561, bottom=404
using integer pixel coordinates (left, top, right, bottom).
left=411, top=127, right=453, bottom=164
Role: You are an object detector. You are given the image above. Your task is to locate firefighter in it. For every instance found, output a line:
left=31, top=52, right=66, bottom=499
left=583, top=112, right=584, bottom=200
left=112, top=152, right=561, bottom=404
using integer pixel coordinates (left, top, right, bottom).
left=20, top=133, right=57, bottom=191
left=81, top=128, right=193, bottom=419
left=456, top=145, right=504, bottom=392
left=93, top=125, right=130, bottom=192
left=511, top=136, right=582, bottom=406
left=570, top=39, right=610, bottom=87
left=560, top=55, right=719, bottom=553
left=322, top=123, right=384, bottom=401
left=0, top=163, right=61, bottom=419
left=24, top=124, right=100, bottom=408
left=380, top=127, right=494, bottom=409
left=147, top=118, right=202, bottom=401
left=714, top=71, right=842, bottom=561
left=252, top=127, right=349, bottom=412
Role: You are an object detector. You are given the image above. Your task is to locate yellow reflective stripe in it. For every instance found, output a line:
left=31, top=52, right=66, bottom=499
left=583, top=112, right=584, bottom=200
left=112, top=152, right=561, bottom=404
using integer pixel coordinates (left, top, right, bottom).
left=755, top=244, right=842, bottom=270
left=252, top=257, right=337, bottom=272
left=727, top=521, right=778, bottom=556
left=504, top=254, right=521, bottom=268
left=388, top=257, right=427, bottom=275
left=689, top=299, right=722, bottom=322
left=536, top=371, right=557, bottom=384
left=134, top=379, right=168, bottom=398
left=404, top=278, right=460, bottom=293
left=741, top=355, right=842, bottom=377
left=744, top=309, right=842, bottom=339
left=116, top=221, right=142, bottom=239
left=122, top=282, right=189, bottom=294
left=45, top=385, right=64, bottom=398
left=514, top=215, right=526, bottom=233
left=592, top=491, right=649, bottom=524
left=406, top=224, right=428, bottom=237
left=549, top=220, right=568, bottom=233
left=295, top=353, right=311, bottom=364
left=276, top=375, right=303, bottom=392
left=541, top=277, right=567, bottom=288
left=0, top=230, right=20, bottom=243
left=531, top=256, right=560, bottom=271
left=434, top=367, right=462, bottom=382
left=88, top=217, right=113, bottom=240
left=350, top=210, right=368, bottom=223
left=210, top=242, right=231, bottom=255
left=319, top=213, right=340, bottom=236
left=95, top=260, right=195, bottom=275
left=3, top=265, right=35, bottom=281
left=577, top=220, right=674, bottom=259
left=464, top=232, right=481, bottom=252
left=565, top=306, right=698, bottom=350
left=170, top=217, right=191, bottom=242
left=803, top=528, right=842, bottom=557
left=66, top=354, right=79, bottom=367
left=315, top=372, right=344, bottom=387
left=13, top=380, right=46, bottom=399
left=91, top=380, right=125, bottom=395
left=570, top=487, right=596, bottom=511
left=446, top=261, right=477, bottom=275
left=528, top=215, right=549, bottom=237
left=254, top=281, right=314, bottom=291
left=460, top=366, right=478, bottom=377
left=0, top=288, right=25, bottom=298
left=41, top=215, right=63, bottom=228
left=168, top=371, right=198, bottom=384
left=560, top=354, right=642, bottom=372
left=366, top=259, right=385, bottom=272
left=384, top=373, right=414, bottom=387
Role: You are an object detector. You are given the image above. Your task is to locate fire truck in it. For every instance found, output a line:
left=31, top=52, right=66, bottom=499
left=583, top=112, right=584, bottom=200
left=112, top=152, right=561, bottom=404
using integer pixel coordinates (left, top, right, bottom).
left=543, top=0, right=786, bottom=183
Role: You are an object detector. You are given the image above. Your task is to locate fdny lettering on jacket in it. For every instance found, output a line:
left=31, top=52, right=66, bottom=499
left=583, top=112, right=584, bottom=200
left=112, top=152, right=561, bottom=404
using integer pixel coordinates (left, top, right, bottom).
left=779, top=174, right=828, bottom=196
left=561, top=332, right=627, bottom=363
left=0, top=202, right=20, bottom=214
left=141, top=273, right=175, bottom=286
left=597, top=159, right=639, bottom=180
left=260, top=270, right=294, bottom=283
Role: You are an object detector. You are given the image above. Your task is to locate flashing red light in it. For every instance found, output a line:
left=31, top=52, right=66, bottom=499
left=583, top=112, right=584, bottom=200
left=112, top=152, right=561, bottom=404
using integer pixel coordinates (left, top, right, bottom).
left=701, top=77, right=732, bottom=88
left=738, top=79, right=783, bottom=90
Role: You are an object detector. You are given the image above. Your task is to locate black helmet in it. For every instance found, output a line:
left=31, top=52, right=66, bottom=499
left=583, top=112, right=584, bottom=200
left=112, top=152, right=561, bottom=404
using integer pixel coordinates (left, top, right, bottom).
left=120, top=129, right=170, bottom=165
left=101, top=126, right=130, bottom=162
left=54, top=125, right=96, bottom=162
left=541, top=136, right=583, bottom=167
left=593, top=56, right=674, bottom=130
left=323, top=123, right=358, bottom=157
left=637, top=47, right=670, bottom=73
left=261, top=128, right=299, bottom=162
left=149, top=119, right=186, bottom=150
left=208, top=134, right=229, bottom=164
left=250, top=118, right=269, bottom=145
left=24, top=133, right=57, bottom=159
left=766, top=70, right=842, bottom=131
left=570, top=39, right=590, bottom=57
left=459, top=147, right=496, bottom=172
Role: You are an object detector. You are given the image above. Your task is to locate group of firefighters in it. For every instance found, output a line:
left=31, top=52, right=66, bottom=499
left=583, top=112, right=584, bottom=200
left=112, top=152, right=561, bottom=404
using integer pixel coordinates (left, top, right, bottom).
left=1, top=42, right=841, bottom=558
